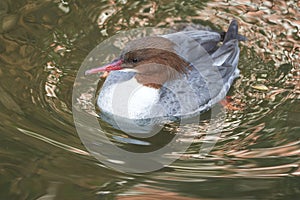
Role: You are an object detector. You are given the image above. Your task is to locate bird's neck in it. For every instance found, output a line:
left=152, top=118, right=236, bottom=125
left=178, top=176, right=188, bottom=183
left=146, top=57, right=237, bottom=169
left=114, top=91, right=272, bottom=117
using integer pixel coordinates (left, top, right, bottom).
left=134, top=65, right=182, bottom=89
left=135, top=73, right=163, bottom=89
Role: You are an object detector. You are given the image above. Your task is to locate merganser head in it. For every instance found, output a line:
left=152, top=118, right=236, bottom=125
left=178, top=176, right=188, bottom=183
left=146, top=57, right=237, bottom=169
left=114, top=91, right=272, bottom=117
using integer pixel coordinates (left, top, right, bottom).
left=85, top=36, right=190, bottom=88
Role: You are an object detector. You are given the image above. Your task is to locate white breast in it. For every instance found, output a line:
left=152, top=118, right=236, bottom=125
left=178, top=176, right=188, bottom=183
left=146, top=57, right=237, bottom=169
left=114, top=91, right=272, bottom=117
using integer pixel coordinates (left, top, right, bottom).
left=98, top=77, right=162, bottom=119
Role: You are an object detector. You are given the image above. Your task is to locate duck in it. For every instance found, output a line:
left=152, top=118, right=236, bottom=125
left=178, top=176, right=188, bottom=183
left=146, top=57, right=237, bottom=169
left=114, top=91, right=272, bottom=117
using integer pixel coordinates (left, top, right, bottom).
left=85, top=20, right=245, bottom=131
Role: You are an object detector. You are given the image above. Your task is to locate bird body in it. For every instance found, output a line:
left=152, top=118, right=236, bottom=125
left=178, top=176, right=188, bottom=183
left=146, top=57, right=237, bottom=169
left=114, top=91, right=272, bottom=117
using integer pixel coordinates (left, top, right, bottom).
left=86, top=20, right=245, bottom=127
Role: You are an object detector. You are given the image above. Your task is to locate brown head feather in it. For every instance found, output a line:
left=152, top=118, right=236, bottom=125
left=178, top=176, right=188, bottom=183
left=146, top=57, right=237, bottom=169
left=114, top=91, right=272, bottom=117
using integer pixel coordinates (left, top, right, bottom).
left=120, top=36, right=191, bottom=88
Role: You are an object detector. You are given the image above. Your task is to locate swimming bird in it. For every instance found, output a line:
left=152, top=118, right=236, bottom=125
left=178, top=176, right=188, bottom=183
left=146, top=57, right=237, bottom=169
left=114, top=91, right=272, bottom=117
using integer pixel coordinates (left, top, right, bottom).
left=85, top=20, right=245, bottom=129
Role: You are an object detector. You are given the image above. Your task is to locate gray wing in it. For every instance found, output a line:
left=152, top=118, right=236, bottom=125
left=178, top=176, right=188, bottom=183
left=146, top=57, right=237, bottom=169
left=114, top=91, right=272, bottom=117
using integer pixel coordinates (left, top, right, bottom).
left=160, top=20, right=243, bottom=117
left=180, top=30, right=221, bottom=53
left=163, top=30, right=221, bottom=54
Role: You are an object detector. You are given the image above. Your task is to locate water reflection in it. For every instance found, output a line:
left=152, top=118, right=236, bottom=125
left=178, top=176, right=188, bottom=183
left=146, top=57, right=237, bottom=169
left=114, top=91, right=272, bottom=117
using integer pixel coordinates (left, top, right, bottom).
left=0, top=0, right=299, bottom=199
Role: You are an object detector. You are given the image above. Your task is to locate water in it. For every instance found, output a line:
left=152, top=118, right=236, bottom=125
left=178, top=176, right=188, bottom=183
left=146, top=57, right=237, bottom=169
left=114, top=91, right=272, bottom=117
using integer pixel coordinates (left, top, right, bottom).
left=0, top=0, right=299, bottom=199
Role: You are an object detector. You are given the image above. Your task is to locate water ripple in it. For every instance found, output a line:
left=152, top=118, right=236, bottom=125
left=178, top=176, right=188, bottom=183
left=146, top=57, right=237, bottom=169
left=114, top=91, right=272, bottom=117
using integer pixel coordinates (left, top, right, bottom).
left=0, top=0, right=299, bottom=199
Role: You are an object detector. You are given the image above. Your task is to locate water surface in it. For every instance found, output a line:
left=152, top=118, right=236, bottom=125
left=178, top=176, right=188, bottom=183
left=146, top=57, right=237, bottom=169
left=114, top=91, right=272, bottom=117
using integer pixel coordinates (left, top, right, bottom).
left=0, top=0, right=299, bottom=199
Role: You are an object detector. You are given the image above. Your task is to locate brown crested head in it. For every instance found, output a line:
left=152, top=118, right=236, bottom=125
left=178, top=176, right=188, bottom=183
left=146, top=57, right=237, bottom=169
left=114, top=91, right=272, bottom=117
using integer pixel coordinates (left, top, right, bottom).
left=85, top=36, right=191, bottom=89
left=120, top=36, right=191, bottom=88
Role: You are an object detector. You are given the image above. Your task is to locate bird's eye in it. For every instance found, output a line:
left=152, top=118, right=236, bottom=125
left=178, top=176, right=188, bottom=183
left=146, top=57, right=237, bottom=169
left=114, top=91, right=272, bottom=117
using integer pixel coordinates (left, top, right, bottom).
left=132, top=58, right=138, bottom=63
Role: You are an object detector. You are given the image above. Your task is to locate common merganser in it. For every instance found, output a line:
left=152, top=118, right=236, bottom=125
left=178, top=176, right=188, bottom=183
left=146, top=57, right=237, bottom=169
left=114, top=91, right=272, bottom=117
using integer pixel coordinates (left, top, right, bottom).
left=85, top=20, right=245, bottom=130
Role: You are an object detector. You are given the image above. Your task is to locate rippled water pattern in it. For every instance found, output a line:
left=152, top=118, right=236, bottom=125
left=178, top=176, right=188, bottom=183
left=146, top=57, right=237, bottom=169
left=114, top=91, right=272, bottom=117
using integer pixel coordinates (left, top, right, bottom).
left=0, top=0, right=299, bottom=199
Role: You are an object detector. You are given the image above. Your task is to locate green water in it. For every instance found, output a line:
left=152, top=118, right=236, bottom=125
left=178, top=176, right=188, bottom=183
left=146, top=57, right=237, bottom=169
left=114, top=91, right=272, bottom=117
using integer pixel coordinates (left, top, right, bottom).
left=0, top=0, right=299, bottom=199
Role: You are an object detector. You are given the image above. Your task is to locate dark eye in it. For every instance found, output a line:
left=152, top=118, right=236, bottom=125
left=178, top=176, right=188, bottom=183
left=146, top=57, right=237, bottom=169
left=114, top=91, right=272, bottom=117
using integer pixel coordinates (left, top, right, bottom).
left=132, top=58, right=138, bottom=63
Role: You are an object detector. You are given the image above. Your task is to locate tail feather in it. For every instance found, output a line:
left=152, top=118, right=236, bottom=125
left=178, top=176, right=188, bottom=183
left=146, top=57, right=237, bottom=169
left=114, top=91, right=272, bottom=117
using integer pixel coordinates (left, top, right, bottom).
left=224, top=19, right=238, bottom=43
left=221, top=20, right=247, bottom=43
left=211, top=20, right=244, bottom=81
